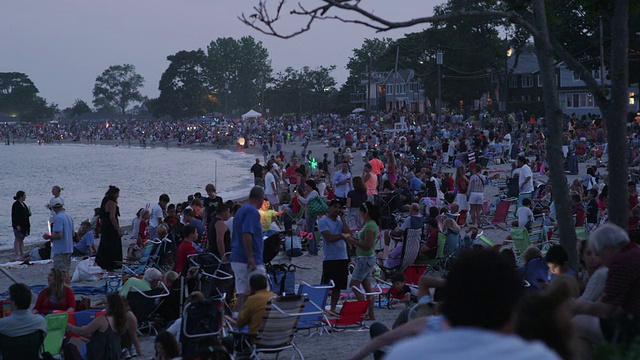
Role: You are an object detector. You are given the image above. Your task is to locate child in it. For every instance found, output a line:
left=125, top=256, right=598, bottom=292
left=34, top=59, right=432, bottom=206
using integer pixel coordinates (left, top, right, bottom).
left=571, top=193, right=586, bottom=227
left=387, top=273, right=412, bottom=307
left=516, top=198, right=534, bottom=230
left=585, top=188, right=599, bottom=229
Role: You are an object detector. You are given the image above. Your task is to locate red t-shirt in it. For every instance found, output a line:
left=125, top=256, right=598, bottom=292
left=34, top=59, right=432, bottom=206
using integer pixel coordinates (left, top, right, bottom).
left=285, top=166, right=298, bottom=185
left=629, top=194, right=639, bottom=211
left=443, top=176, right=455, bottom=192
left=34, top=286, right=76, bottom=314
left=175, top=241, right=197, bottom=274
left=423, top=231, right=439, bottom=259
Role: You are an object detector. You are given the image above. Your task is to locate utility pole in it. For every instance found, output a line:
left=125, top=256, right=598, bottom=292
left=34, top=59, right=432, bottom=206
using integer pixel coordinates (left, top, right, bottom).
left=393, top=45, right=400, bottom=112
left=367, top=54, right=372, bottom=117
left=437, top=48, right=443, bottom=119
left=599, top=16, right=606, bottom=91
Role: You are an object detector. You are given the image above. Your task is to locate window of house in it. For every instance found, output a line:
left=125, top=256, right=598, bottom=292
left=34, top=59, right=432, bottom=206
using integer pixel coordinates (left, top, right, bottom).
left=566, top=94, right=573, bottom=108
left=386, top=85, right=393, bottom=94
left=631, top=92, right=636, bottom=105
left=522, top=75, right=533, bottom=88
left=573, top=94, right=580, bottom=108
left=587, top=94, right=594, bottom=107
left=573, top=71, right=581, bottom=81
left=593, top=70, right=600, bottom=79
left=509, top=76, right=518, bottom=88
left=537, top=75, right=542, bottom=87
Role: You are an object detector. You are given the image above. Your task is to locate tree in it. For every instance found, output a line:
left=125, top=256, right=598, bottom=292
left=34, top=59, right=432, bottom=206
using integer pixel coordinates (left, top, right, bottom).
left=93, top=64, right=145, bottom=116
left=206, top=37, right=272, bottom=115
left=266, top=65, right=337, bottom=115
left=157, top=50, right=216, bottom=119
left=63, top=99, right=92, bottom=117
left=0, top=72, right=57, bottom=121
left=241, top=0, right=635, bottom=267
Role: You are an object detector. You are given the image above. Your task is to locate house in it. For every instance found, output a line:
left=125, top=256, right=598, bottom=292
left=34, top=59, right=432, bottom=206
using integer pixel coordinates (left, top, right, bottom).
left=349, top=71, right=387, bottom=112
left=502, top=52, right=639, bottom=117
left=383, top=69, right=427, bottom=113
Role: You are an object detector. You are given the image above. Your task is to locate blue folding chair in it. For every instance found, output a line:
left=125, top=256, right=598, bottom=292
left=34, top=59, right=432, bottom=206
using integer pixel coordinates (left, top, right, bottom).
left=296, top=280, right=334, bottom=336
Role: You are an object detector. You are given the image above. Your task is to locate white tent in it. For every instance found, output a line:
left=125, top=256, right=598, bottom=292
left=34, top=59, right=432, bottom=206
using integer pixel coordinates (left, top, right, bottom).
left=241, top=109, right=262, bottom=119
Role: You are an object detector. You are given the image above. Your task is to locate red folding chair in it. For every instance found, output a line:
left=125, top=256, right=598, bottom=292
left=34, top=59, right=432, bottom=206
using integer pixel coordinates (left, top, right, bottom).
left=481, top=200, right=511, bottom=230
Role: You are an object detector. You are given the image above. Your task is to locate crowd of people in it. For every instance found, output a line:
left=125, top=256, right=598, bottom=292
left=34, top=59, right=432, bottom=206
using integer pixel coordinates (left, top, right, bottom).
left=3, top=107, right=640, bottom=359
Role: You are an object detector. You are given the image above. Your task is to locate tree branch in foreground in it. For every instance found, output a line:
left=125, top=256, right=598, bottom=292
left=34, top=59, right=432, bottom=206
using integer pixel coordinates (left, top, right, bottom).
left=239, top=0, right=542, bottom=41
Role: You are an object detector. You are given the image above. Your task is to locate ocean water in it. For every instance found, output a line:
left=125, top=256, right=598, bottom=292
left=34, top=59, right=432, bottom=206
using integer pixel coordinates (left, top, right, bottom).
left=0, top=143, right=256, bottom=249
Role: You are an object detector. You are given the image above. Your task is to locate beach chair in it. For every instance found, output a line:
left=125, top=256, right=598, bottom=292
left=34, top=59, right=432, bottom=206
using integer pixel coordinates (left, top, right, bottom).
left=575, top=226, right=589, bottom=242
left=120, top=239, right=160, bottom=276
left=481, top=200, right=511, bottom=230
left=380, top=228, right=422, bottom=279
left=236, top=294, right=312, bottom=359
left=507, top=227, right=552, bottom=265
left=181, top=296, right=226, bottom=359
left=296, top=280, right=334, bottom=336
left=529, top=218, right=545, bottom=243
left=127, top=282, right=170, bottom=335
left=418, top=233, right=448, bottom=275
left=187, top=252, right=234, bottom=300
left=0, top=330, right=45, bottom=359
left=324, top=299, right=370, bottom=332
left=43, top=312, right=68, bottom=357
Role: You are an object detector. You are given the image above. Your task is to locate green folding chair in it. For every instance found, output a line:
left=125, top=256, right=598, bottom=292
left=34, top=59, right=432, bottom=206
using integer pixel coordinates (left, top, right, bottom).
left=43, top=312, right=68, bottom=356
left=575, top=226, right=589, bottom=242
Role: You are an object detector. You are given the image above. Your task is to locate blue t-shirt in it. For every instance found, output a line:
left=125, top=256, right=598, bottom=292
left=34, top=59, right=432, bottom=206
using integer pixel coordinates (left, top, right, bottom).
left=517, top=257, right=549, bottom=290
left=74, top=230, right=94, bottom=254
left=230, top=204, right=264, bottom=265
left=318, top=216, right=348, bottom=261
left=52, top=210, right=74, bottom=254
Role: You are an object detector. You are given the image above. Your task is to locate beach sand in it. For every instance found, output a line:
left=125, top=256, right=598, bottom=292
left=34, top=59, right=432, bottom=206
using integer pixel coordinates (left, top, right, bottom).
left=0, top=137, right=599, bottom=359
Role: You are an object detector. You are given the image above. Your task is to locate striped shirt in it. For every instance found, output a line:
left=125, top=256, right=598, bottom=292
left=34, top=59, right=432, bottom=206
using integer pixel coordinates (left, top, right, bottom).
left=602, top=243, right=640, bottom=318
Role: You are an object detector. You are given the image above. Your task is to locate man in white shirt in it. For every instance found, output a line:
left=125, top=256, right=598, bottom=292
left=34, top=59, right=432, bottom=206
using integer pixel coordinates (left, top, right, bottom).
left=149, top=194, right=170, bottom=241
left=264, top=163, right=279, bottom=209
left=516, top=156, right=534, bottom=209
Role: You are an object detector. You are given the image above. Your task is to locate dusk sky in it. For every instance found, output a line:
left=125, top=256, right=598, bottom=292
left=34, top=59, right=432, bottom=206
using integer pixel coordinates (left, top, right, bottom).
left=1, top=0, right=441, bottom=109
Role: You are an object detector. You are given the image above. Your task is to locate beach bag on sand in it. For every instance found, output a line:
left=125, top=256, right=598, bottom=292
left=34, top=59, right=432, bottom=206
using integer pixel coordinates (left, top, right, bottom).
left=71, top=257, right=104, bottom=283
left=284, top=236, right=302, bottom=257
left=307, top=196, right=328, bottom=217
left=267, top=264, right=296, bottom=295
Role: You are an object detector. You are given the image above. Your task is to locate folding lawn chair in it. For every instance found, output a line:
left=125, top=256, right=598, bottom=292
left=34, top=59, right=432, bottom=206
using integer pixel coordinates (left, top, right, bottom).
left=181, top=296, right=226, bottom=359
left=575, top=226, right=589, bottom=242
left=380, top=228, right=422, bottom=280
left=43, top=312, right=68, bottom=357
left=323, top=300, right=370, bottom=332
left=235, top=294, right=312, bottom=359
left=187, top=252, right=234, bottom=300
left=127, top=282, right=170, bottom=335
left=0, top=330, right=45, bottom=360
left=481, top=200, right=511, bottom=230
left=296, top=280, right=334, bottom=336
left=418, top=233, right=448, bottom=275
left=120, top=239, right=160, bottom=276
left=507, top=227, right=553, bottom=266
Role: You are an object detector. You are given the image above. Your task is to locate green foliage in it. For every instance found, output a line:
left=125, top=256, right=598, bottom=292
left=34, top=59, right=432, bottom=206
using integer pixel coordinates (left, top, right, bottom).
left=594, top=336, right=640, bottom=360
left=64, top=99, right=92, bottom=117
left=156, top=49, right=214, bottom=119
left=0, top=72, right=57, bottom=121
left=206, top=36, right=271, bottom=115
left=345, top=38, right=396, bottom=87
left=266, top=65, right=337, bottom=115
left=92, top=64, right=145, bottom=116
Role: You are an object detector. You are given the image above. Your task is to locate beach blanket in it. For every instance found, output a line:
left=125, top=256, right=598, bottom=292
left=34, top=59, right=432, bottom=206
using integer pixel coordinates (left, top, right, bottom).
left=0, top=285, right=106, bottom=298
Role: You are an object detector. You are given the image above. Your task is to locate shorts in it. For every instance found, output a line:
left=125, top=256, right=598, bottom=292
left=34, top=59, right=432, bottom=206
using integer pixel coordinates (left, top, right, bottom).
left=266, top=193, right=279, bottom=206
left=351, top=256, right=376, bottom=282
left=468, top=192, right=484, bottom=205
left=53, top=253, right=72, bottom=273
left=322, top=259, right=349, bottom=290
left=13, top=229, right=25, bottom=239
left=231, top=262, right=266, bottom=295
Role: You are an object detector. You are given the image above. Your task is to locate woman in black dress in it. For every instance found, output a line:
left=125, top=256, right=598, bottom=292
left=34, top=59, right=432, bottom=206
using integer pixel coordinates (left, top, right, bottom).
left=11, top=190, right=30, bottom=259
left=95, top=186, right=123, bottom=270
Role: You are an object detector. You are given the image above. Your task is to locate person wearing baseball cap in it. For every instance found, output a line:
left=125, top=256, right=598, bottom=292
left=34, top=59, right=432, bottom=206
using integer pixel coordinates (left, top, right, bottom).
left=43, top=197, right=74, bottom=274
